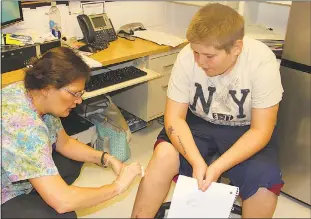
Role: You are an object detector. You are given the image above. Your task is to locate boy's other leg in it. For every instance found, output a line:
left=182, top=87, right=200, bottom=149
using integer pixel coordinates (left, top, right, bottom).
left=242, top=187, right=278, bottom=218
left=224, top=147, right=283, bottom=218
left=131, top=141, right=180, bottom=218
left=212, top=125, right=283, bottom=218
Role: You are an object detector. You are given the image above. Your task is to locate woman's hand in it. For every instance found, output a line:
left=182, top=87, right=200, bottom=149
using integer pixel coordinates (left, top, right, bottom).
left=113, top=161, right=142, bottom=194
left=106, top=154, right=124, bottom=175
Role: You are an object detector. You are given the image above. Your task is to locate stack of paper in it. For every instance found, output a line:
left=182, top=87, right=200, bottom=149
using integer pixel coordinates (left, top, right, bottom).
left=78, top=51, right=103, bottom=68
left=133, top=30, right=187, bottom=47
left=167, top=175, right=239, bottom=218
left=259, top=39, right=284, bottom=51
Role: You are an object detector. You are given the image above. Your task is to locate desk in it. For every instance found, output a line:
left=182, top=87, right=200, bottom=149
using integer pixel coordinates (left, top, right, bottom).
left=1, top=38, right=187, bottom=87
left=2, top=37, right=186, bottom=121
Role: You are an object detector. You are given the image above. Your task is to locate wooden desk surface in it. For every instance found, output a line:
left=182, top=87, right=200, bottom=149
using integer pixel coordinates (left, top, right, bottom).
left=2, top=38, right=187, bottom=87
left=2, top=69, right=26, bottom=88
left=90, top=37, right=186, bottom=66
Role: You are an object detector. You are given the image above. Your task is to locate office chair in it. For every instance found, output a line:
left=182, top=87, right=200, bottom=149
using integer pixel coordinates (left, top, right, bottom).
left=154, top=152, right=243, bottom=219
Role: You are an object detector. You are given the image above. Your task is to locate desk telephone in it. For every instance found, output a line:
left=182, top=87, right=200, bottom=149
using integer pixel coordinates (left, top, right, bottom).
left=77, top=13, right=117, bottom=51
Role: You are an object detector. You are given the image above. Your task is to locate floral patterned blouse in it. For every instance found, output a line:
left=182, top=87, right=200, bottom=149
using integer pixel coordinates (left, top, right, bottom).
left=1, top=82, right=63, bottom=204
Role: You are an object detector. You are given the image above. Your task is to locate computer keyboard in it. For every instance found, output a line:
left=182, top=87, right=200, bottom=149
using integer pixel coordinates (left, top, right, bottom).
left=85, top=66, right=148, bottom=92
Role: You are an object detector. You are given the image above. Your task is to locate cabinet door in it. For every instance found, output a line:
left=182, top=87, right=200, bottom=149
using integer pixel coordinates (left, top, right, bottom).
left=112, top=75, right=169, bottom=122
left=146, top=77, right=169, bottom=120
left=147, top=73, right=171, bottom=119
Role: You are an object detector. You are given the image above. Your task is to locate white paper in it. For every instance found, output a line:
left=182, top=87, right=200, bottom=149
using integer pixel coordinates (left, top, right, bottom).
left=68, top=1, right=83, bottom=15
left=133, top=30, right=187, bottom=47
left=78, top=51, right=103, bottom=68
left=167, top=175, right=239, bottom=218
left=82, top=2, right=104, bottom=15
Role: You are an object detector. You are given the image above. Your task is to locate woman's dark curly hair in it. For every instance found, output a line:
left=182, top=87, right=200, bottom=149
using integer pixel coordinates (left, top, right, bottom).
left=24, top=47, right=90, bottom=90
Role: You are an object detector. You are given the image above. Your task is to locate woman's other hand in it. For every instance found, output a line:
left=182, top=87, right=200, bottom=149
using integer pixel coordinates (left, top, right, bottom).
left=106, top=154, right=124, bottom=175
left=113, top=161, right=142, bottom=194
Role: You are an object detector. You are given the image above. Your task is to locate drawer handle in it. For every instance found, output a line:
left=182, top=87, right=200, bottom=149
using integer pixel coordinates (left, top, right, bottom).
left=161, top=85, right=168, bottom=89
left=162, top=64, right=174, bottom=69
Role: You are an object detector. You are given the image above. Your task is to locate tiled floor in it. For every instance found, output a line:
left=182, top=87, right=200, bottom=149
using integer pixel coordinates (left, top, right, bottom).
left=73, top=121, right=311, bottom=218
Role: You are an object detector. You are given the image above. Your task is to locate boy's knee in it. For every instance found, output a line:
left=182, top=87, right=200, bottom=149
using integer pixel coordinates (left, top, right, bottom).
left=153, top=141, right=179, bottom=162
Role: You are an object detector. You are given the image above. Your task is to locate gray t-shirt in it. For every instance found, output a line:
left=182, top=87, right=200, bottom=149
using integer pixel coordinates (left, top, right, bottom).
left=167, top=36, right=283, bottom=126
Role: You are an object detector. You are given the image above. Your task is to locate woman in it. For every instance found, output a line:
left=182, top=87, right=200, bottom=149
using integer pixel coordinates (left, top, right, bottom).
left=1, top=47, right=142, bottom=218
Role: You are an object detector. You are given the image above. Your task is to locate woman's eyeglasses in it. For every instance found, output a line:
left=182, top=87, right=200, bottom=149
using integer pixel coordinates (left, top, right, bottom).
left=62, top=87, right=85, bottom=98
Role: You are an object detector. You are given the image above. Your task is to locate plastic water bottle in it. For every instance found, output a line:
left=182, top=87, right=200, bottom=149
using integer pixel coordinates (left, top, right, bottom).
left=49, top=2, right=62, bottom=39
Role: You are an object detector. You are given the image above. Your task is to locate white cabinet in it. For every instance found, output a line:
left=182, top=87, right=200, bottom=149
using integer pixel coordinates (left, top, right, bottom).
left=112, top=52, right=179, bottom=122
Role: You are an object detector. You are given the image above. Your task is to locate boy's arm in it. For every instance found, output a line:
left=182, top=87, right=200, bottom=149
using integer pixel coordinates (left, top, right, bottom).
left=202, top=104, right=279, bottom=191
left=165, top=97, right=207, bottom=188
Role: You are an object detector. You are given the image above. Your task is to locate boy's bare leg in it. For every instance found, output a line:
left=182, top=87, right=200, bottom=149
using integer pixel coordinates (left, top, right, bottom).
left=131, top=142, right=180, bottom=218
left=242, top=188, right=278, bottom=218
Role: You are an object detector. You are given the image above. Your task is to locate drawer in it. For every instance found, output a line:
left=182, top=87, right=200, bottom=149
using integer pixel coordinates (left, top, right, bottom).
left=148, top=53, right=178, bottom=75
left=161, top=73, right=171, bottom=88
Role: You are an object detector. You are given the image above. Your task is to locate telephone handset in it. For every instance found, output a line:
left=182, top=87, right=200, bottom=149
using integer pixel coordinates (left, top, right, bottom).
left=77, top=13, right=117, bottom=51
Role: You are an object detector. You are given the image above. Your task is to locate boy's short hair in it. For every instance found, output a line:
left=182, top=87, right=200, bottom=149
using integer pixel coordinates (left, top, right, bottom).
left=186, top=3, right=244, bottom=52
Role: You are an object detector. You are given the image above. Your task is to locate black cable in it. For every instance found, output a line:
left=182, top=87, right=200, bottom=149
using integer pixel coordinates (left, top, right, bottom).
left=85, top=104, right=88, bottom=118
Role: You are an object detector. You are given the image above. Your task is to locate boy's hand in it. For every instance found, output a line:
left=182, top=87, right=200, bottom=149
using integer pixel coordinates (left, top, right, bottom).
left=192, top=161, right=208, bottom=190
left=201, top=164, right=222, bottom=192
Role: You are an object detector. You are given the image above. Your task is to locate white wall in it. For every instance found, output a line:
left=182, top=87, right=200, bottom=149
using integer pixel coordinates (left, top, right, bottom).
left=2, top=1, right=290, bottom=40
left=166, top=1, right=290, bottom=39
left=240, top=1, right=290, bottom=35
left=167, top=1, right=241, bottom=38
left=105, top=1, right=169, bottom=30
left=240, top=1, right=260, bottom=25
left=2, top=1, right=170, bottom=39
left=167, top=2, right=201, bottom=38
left=256, top=2, right=290, bottom=35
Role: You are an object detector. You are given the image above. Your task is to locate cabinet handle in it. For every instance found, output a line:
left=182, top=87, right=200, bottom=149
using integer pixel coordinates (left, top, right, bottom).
left=161, top=85, right=168, bottom=89
left=162, top=64, right=174, bottom=69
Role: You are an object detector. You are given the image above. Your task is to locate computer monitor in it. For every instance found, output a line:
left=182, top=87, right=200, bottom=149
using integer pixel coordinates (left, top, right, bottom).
left=1, top=1, right=24, bottom=28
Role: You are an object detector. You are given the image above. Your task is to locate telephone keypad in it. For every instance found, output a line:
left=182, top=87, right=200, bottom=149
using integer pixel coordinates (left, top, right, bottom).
left=92, top=30, right=109, bottom=50
left=96, top=30, right=108, bottom=42
left=97, top=29, right=117, bottom=42
left=107, top=29, right=117, bottom=41
left=91, top=29, right=117, bottom=51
